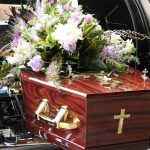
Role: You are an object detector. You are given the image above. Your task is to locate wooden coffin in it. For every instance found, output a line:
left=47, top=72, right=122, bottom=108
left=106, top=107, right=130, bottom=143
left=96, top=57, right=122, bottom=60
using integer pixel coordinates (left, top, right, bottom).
left=20, top=68, right=150, bottom=150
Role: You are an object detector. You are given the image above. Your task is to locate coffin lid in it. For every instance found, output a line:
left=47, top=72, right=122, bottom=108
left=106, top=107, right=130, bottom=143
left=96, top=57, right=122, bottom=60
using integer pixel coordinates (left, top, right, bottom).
left=21, top=68, right=150, bottom=98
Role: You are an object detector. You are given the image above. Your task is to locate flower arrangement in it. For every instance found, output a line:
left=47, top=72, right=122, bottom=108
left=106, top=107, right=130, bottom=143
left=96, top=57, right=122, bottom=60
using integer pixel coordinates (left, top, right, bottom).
left=0, top=0, right=138, bottom=87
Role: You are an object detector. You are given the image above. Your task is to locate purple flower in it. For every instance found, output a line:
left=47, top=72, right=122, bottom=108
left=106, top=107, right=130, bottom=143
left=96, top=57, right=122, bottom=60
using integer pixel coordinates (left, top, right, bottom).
left=69, top=12, right=83, bottom=24
left=65, top=5, right=75, bottom=12
left=84, top=15, right=93, bottom=24
left=103, top=46, right=118, bottom=58
left=27, top=55, right=44, bottom=72
left=64, top=42, right=76, bottom=52
left=12, top=31, right=21, bottom=40
left=103, top=46, right=109, bottom=54
left=11, top=32, right=22, bottom=48
left=49, top=0, right=55, bottom=4
left=111, top=49, right=118, bottom=57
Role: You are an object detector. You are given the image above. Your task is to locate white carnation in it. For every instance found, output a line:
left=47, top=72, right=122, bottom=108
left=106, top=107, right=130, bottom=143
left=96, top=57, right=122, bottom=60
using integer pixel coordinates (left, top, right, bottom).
left=110, top=33, right=122, bottom=44
left=126, top=39, right=134, bottom=50
left=122, top=39, right=134, bottom=54
left=11, top=38, right=37, bottom=64
left=52, top=23, right=83, bottom=49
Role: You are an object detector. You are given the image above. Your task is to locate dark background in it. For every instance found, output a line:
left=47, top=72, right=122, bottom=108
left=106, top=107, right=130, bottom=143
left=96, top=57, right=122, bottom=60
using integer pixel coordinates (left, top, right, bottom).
left=0, top=0, right=26, bottom=4
left=79, top=0, right=133, bottom=30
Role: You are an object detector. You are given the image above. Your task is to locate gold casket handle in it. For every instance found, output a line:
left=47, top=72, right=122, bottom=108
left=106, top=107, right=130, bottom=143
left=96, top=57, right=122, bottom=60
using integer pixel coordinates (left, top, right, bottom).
left=35, top=99, right=80, bottom=130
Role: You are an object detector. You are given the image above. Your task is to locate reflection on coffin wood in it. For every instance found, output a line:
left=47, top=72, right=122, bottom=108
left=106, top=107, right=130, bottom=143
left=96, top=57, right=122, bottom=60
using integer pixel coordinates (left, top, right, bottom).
left=21, top=68, right=150, bottom=150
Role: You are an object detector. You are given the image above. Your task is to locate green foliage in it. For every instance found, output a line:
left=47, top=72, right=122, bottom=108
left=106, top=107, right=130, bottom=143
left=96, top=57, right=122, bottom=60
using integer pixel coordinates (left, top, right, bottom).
left=41, top=51, right=55, bottom=62
left=107, top=60, right=128, bottom=73
left=0, top=61, right=11, bottom=79
left=83, top=24, right=96, bottom=37
left=79, top=38, right=106, bottom=69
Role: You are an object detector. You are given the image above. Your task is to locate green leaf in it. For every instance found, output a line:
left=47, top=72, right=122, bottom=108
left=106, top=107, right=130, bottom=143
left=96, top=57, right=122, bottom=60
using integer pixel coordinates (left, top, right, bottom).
left=131, top=47, right=137, bottom=53
left=0, top=61, right=12, bottom=79
left=46, top=34, right=56, bottom=44
left=78, top=38, right=106, bottom=69
left=83, top=25, right=96, bottom=37
left=88, top=30, right=103, bottom=39
left=45, top=26, right=53, bottom=35
left=81, top=39, right=105, bottom=58
left=16, top=68, right=21, bottom=77
left=38, top=41, right=55, bottom=49
left=67, top=60, right=78, bottom=65
left=46, top=3, right=51, bottom=14
left=41, top=51, right=56, bottom=62
left=22, top=28, right=33, bottom=42
left=90, top=58, right=108, bottom=71
left=78, top=39, right=90, bottom=52
left=110, top=62, right=128, bottom=72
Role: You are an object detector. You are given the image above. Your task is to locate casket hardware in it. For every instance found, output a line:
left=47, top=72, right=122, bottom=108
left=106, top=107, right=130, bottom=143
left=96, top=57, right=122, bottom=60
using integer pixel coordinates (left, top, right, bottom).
left=114, top=109, right=131, bottom=134
left=35, top=99, right=80, bottom=130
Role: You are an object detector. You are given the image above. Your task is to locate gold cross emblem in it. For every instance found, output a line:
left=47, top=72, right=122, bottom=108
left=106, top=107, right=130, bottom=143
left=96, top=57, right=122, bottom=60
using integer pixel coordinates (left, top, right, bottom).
left=114, top=109, right=131, bottom=134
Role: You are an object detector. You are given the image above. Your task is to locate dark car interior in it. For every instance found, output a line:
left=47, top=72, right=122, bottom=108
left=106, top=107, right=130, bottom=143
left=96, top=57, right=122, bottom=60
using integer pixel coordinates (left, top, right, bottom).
left=79, top=0, right=134, bottom=30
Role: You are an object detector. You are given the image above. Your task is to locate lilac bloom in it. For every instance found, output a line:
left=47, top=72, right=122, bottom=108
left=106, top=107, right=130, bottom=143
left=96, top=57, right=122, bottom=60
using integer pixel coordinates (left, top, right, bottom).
left=65, top=5, right=75, bottom=12
left=103, top=46, right=118, bottom=58
left=49, top=0, right=55, bottom=4
left=68, top=11, right=83, bottom=24
left=12, top=31, right=21, bottom=40
left=84, top=15, right=93, bottom=24
left=64, top=42, right=76, bottom=52
left=72, top=12, right=81, bottom=21
left=111, top=49, right=118, bottom=57
left=103, top=46, right=109, bottom=54
left=27, top=55, right=44, bottom=72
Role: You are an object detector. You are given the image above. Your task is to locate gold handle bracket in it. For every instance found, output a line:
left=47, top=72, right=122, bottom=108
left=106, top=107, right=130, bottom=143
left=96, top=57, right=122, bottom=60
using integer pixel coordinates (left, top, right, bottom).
left=8, top=81, right=22, bottom=96
left=35, top=99, right=80, bottom=130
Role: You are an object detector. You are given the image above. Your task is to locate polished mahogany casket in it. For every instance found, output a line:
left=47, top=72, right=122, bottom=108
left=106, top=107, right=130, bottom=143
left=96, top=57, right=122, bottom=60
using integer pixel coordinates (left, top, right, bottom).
left=21, top=68, right=150, bottom=150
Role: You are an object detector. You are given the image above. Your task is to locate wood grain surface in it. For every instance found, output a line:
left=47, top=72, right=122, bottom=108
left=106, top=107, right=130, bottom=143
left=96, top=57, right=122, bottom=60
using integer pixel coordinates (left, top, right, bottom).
left=21, top=68, right=150, bottom=150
